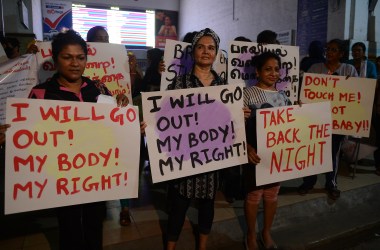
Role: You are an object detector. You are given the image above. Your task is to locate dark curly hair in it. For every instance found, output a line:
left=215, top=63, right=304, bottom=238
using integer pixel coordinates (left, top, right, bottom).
left=252, top=52, right=281, bottom=71
left=52, top=30, right=87, bottom=62
left=256, top=30, right=278, bottom=44
left=86, top=26, right=107, bottom=42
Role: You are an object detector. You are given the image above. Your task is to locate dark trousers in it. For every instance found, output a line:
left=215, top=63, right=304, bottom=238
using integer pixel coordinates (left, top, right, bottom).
left=374, top=114, right=380, bottom=169
left=56, top=201, right=105, bottom=250
left=221, top=165, right=242, bottom=199
left=167, top=188, right=215, bottom=242
left=302, top=134, right=345, bottom=189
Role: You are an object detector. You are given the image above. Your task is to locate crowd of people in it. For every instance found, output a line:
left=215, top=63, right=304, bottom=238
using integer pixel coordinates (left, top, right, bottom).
left=1, top=26, right=379, bottom=250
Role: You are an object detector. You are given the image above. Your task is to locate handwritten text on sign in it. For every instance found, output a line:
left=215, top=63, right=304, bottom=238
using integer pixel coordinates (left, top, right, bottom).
left=300, top=73, right=377, bottom=137
left=228, top=41, right=300, bottom=103
left=35, top=42, right=132, bottom=100
left=0, top=54, right=38, bottom=123
left=142, top=84, right=248, bottom=183
left=256, top=102, right=332, bottom=186
left=5, top=98, right=140, bottom=214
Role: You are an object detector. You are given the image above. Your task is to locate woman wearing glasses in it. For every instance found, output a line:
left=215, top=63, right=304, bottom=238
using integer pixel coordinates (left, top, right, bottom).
left=298, top=39, right=357, bottom=200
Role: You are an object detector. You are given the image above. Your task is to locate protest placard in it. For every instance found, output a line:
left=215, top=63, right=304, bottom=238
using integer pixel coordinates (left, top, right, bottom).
left=160, top=40, right=192, bottom=90
left=214, top=49, right=228, bottom=83
left=228, top=41, right=299, bottom=103
left=5, top=98, right=140, bottom=214
left=35, top=41, right=132, bottom=100
left=300, top=73, right=377, bottom=137
left=0, top=54, right=38, bottom=123
left=142, top=84, right=247, bottom=183
left=256, top=102, right=332, bottom=186
left=160, top=39, right=227, bottom=90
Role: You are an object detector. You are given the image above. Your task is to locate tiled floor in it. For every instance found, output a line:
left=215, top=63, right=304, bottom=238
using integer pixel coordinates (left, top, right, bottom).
left=1, top=155, right=379, bottom=250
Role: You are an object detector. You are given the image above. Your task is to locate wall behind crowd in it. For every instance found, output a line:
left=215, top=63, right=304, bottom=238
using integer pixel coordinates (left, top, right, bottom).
left=2, top=0, right=379, bottom=57
left=179, top=0, right=298, bottom=51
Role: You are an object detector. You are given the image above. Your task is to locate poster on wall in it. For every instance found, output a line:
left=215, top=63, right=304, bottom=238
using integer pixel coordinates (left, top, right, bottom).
left=42, top=0, right=72, bottom=41
left=155, top=10, right=178, bottom=48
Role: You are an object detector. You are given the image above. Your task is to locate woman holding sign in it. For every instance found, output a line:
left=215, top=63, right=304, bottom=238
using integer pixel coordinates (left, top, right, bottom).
left=28, top=30, right=129, bottom=250
left=243, top=52, right=292, bottom=250
left=166, top=28, right=225, bottom=250
left=298, top=39, right=357, bottom=200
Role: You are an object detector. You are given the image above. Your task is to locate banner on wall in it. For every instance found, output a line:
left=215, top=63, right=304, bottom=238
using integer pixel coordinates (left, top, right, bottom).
left=5, top=98, right=141, bottom=214
left=228, top=41, right=300, bottom=104
left=142, top=84, right=247, bottom=183
left=300, top=73, right=377, bottom=137
left=256, top=102, right=332, bottom=186
left=35, top=41, right=132, bottom=100
left=155, top=10, right=178, bottom=48
left=160, top=39, right=227, bottom=90
left=42, top=0, right=72, bottom=41
left=0, top=54, right=38, bottom=124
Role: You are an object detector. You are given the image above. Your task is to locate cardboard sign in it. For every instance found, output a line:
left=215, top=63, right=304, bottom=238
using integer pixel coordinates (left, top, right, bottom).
left=228, top=41, right=300, bottom=103
left=256, top=102, right=333, bottom=185
left=5, top=98, right=140, bottom=214
left=300, top=73, right=377, bottom=137
left=36, top=42, right=132, bottom=100
left=142, top=84, right=248, bottom=183
left=0, top=54, right=38, bottom=123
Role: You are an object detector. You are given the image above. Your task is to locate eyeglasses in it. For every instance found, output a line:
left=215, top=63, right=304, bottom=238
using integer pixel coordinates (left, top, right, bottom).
left=325, top=47, right=339, bottom=53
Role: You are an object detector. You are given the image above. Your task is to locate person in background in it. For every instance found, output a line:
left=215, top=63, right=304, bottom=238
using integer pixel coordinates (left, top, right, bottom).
left=256, top=30, right=279, bottom=44
left=28, top=29, right=129, bottom=250
left=298, top=39, right=358, bottom=200
left=373, top=56, right=380, bottom=176
left=1, top=37, right=21, bottom=59
left=182, top=31, right=198, bottom=43
left=1, top=36, right=38, bottom=59
left=86, top=26, right=109, bottom=43
left=166, top=28, right=225, bottom=250
left=143, top=48, right=164, bottom=92
left=347, top=42, right=377, bottom=79
left=235, top=36, right=252, bottom=42
left=137, top=48, right=164, bottom=175
left=86, top=25, right=143, bottom=227
left=243, top=52, right=291, bottom=250
left=300, top=40, right=326, bottom=73
left=346, top=42, right=377, bottom=168
left=0, top=124, right=10, bottom=145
